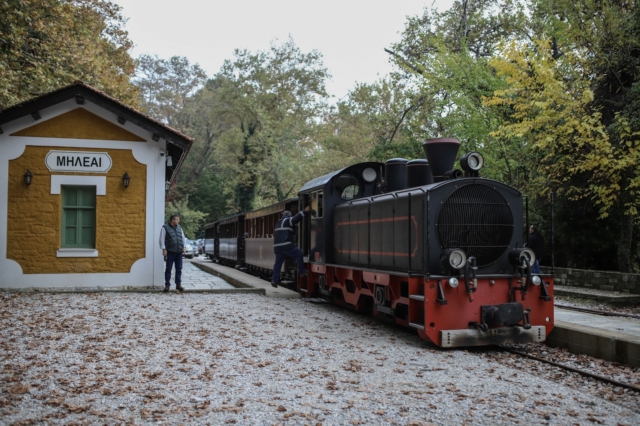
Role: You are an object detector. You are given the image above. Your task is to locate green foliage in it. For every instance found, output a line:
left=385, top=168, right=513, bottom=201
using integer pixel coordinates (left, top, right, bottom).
left=188, top=171, right=229, bottom=224
left=384, top=1, right=526, bottom=182
left=164, top=197, right=206, bottom=240
left=187, top=38, right=330, bottom=212
left=317, top=79, right=417, bottom=170
left=136, top=39, right=331, bottom=233
left=0, top=0, right=139, bottom=109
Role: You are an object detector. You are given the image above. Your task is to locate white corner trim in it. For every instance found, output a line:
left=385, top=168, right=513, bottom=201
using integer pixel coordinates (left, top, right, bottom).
left=51, top=175, right=106, bottom=195
left=56, top=249, right=99, bottom=258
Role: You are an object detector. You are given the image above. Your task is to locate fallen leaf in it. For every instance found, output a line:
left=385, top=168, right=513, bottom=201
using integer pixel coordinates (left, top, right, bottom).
left=4, top=383, right=31, bottom=394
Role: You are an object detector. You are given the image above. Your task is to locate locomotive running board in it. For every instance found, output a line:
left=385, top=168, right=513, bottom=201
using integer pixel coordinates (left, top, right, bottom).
left=440, top=326, right=546, bottom=348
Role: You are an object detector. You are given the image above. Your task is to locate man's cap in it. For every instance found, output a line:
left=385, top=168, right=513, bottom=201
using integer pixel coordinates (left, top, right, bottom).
left=282, top=210, right=292, bottom=217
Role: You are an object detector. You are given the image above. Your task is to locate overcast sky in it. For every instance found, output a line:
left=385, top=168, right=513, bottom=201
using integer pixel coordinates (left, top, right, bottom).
left=112, top=0, right=452, bottom=100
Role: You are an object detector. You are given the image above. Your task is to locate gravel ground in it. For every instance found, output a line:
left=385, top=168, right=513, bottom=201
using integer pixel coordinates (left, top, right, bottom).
left=1, top=292, right=639, bottom=425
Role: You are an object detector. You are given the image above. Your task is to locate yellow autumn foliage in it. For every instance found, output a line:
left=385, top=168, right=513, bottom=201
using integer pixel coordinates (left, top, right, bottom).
left=484, top=40, right=640, bottom=219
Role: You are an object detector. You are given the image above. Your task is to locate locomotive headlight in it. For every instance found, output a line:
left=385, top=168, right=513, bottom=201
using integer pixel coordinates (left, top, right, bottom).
left=508, top=248, right=536, bottom=268
left=460, top=152, right=484, bottom=172
left=442, top=248, right=467, bottom=270
left=448, top=277, right=459, bottom=288
left=531, top=275, right=542, bottom=286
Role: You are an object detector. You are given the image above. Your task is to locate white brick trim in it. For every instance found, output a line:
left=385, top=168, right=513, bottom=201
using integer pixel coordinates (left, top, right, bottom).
left=50, top=175, right=106, bottom=195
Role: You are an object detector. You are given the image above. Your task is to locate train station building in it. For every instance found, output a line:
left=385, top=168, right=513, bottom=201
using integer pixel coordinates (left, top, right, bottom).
left=0, top=81, right=192, bottom=290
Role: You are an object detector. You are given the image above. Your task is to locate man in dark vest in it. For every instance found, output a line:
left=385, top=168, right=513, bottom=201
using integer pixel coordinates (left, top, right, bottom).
left=271, top=206, right=311, bottom=288
left=527, top=225, right=544, bottom=274
left=159, top=214, right=187, bottom=292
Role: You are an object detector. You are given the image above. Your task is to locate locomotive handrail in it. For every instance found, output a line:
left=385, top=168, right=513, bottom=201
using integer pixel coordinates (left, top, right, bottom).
left=463, top=256, right=478, bottom=302
left=394, top=187, right=427, bottom=196
left=408, top=192, right=412, bottom=272
left=370, top=193, right=397, bottom=200
left=336, top=187, right=426, bottom=206
left=344, top=198, right=371, bottom=207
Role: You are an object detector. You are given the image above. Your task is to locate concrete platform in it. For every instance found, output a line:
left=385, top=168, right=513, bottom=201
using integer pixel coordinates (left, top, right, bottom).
left=547, top=308, right=640, bottom=367
left=0, top=261, right=264, bottom=295
left=555, top=285, right=640, bottom=303
left=191, top=259, right=300, bottom=299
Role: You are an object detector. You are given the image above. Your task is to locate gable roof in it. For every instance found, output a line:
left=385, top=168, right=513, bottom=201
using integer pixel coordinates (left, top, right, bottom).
left=0, top=81, right=193, bottom=185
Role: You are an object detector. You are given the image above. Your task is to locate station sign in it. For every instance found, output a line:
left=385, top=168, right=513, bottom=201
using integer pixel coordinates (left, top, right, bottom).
left=45, top=150, right=112, bottom=173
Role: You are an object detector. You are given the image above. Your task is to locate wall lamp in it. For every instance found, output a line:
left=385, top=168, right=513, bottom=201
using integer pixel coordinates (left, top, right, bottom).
left=122, top=172, right=130, bottom=188
left=24, top=170, right=33, bottom=186
left=160, top=150, right=173, bottom=167
left=165, top=181, right=171, bottom=192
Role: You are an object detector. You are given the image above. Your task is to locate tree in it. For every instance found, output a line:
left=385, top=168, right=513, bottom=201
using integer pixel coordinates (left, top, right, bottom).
left=383, top=0, right=528, bottom=183
left=485, top=39, right=640, bottom=271
left=0, top=0, right=139, bottom=108
left=134, top=55, right=207, bottom=127
left=187, top=170, right=228, bottom=224
left=318, top=79, right=426, bottom=167
left=201, top=38, right=330, bottom=212
left=481, top=0, right=640, bottom=271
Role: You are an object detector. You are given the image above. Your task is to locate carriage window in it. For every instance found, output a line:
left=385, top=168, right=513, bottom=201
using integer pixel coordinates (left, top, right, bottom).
left=311, top=191, right=324, bottom=218
left=335, top=174, right=359, bottom=200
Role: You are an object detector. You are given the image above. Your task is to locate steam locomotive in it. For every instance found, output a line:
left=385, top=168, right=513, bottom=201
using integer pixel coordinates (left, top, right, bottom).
left=204, top=138, right=554, bottom=347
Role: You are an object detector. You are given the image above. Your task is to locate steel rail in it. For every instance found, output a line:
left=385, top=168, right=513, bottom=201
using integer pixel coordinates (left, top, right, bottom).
left=555, top=304, right=640, bottom=320
left=499, top=346, right=640, bottom=393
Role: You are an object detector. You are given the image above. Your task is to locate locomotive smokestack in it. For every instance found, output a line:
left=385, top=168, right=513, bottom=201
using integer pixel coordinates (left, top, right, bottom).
left=422, top=138, right=461, bottom=182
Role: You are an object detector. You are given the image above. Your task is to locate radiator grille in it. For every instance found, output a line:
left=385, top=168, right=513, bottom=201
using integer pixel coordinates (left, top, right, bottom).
left=437, top=184, right=513, bottom=267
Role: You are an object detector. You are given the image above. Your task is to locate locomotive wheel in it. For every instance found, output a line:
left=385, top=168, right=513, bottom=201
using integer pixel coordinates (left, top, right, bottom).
left=374, top=286, right=385, bottom=305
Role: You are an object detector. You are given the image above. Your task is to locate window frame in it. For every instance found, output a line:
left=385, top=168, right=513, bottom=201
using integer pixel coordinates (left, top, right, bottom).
left=61, top=185, right=96, bottom=249
left=311, top=190, right=324, bottom=218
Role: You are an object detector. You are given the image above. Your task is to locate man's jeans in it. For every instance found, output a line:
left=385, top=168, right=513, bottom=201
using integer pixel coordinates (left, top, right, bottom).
left=165, top=251, right=183, bottom=287
left=532, top=259, right=540, bottom=274
left=271, top=246, right=306, bottom=283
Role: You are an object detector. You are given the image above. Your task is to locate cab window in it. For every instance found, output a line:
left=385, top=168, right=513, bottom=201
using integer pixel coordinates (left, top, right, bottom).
left=335, top=174, right=359, bottom=200
left=311, top=191, right=324, bottom=218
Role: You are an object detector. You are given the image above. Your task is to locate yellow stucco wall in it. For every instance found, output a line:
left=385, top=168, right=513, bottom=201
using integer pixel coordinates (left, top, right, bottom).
left=7, top=146, right=146, bottom=273
left=11, top=108, right=146, bottom=141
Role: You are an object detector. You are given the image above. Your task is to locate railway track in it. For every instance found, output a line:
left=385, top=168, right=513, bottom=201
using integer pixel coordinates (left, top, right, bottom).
left=499, top=346, right=640, bottom=394
left=554, top=303, right=640, bottom=319
left=498, top=304, right=639, bottom=392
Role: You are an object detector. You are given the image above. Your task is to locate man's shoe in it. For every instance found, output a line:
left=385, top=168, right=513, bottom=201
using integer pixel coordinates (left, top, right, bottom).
left=163, top=286, right=170, bottom=293
left=271, top=282, right=278, bottom=288
left=176, top=285, right=185, bottom=292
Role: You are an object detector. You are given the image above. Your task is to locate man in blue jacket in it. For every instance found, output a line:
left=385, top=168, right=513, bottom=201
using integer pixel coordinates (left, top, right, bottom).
left=159, top=214, right=187, bottom=293
left=271, top=206, right=311, bottom=288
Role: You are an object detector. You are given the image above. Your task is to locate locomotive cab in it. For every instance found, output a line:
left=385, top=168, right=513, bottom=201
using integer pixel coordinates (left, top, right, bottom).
left=298, top=162, right=385, bottom=266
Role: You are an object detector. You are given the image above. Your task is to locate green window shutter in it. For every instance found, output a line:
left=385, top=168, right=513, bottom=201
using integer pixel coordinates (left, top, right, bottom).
left=61, top=186, right=96, bottom=248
